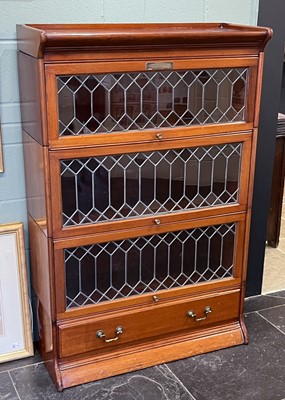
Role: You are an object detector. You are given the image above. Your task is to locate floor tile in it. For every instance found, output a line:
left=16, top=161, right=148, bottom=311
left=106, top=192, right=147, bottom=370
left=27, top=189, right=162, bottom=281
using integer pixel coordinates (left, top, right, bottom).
left=0, top=371, right=19, bottom=399
left=262, top=246, right=285, bottom=294
left=258, top=304, right=285, bottom=334
left=83, top=365, right=194, bottom=400
left=167, top=313, right=285, bottom=400
left=267, top=290, right=285, bottom=298
left=244, top=294, right=285, bottom=313
left=10, top=363, right=82, bottom=400
left=0, top=352, right=41, bottom=374
left=10, top=363, right=193, bottom=400
left=277, top=237, right=285, bottom=253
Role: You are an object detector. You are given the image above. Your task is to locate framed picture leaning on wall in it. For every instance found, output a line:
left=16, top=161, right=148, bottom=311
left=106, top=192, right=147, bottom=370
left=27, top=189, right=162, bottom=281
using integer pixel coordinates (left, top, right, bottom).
left=0, top=223, right=33, bottom=362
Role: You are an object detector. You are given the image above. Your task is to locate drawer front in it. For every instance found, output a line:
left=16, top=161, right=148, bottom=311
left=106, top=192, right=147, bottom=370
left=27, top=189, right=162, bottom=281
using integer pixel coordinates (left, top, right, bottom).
left=58, top=289, right=240, bottom=358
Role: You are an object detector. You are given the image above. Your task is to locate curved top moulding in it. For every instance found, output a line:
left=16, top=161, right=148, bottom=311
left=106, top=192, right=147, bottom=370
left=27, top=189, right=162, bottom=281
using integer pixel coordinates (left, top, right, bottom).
left=16, top=23, right=272, bottom=59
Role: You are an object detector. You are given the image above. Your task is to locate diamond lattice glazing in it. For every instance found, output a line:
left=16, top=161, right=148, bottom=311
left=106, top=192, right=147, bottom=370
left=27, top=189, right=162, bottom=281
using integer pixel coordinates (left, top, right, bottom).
left=61, top=143, right=242, bottom=226
left=65, top=223, right=236, bottom=309
left=57, top=68, right=248, bottom=136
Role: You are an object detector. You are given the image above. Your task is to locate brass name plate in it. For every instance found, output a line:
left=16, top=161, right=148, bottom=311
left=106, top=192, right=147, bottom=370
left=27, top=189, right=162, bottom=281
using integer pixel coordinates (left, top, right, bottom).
left=146, top=62, right=173, bottom=71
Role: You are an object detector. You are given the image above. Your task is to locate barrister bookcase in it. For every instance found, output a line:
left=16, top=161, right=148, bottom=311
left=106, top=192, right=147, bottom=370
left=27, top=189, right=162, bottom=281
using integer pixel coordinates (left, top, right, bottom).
left=17, top=23, right=271, bottom=390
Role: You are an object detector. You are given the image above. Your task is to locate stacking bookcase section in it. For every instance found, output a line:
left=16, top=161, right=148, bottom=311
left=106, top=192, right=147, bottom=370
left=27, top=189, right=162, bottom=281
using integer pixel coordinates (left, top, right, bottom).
left=49, top=132, right=252, bottom=238
left=17, top=23, right=271, bottom=390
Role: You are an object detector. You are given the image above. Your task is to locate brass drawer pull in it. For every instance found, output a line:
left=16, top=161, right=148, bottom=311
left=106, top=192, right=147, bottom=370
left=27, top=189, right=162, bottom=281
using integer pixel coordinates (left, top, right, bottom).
left=154, top=218, right=161, bottom=225
left=96, top=326, right=123, bottom=343
left=156, top=133, right=163, bottom=140
left=187, top=306, right=212, bottom=322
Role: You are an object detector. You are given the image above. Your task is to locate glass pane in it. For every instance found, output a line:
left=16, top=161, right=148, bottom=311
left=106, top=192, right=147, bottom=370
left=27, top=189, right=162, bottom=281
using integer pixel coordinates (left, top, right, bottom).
left=61, top=143, right=242, bottom=227
left=57, top=68, right=248, bottom=136
left=65, top=223, right=236, bottom=309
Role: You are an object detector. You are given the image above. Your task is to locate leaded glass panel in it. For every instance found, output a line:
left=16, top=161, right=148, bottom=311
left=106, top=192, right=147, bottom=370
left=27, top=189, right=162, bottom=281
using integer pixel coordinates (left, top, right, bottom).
left=57, top=68, right=248, bottom=136
left=61, top=143, right=242, bottom=227
left=65, top=223, right=236, bottom=309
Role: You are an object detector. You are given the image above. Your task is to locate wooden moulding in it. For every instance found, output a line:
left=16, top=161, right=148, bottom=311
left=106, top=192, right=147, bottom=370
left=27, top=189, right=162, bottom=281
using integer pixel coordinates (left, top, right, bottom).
left=16, top=23, right=272, bottom=59
left=56, top=277, right=242, bottom=321
left=53, top=212, right=246, bottom=250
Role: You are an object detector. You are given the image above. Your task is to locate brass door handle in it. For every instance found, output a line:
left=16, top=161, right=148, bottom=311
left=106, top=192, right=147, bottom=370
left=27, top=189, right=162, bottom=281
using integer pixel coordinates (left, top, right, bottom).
left=96, top=326, right=123, bottom=343
left=187, top=306, right=212, bottom=322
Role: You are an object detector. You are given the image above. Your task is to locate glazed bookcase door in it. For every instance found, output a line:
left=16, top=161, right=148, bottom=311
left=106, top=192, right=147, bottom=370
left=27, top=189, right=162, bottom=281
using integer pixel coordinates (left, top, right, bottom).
left=45, top=58, right=258, bottom=148
left=49, top=133, right=252, bottom=238
left=54, top=213, right=246, bottom=318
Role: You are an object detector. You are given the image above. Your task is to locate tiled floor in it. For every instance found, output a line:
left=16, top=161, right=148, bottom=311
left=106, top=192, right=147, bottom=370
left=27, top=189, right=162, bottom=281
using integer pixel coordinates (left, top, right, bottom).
left=1, top=291, right=285, bottom=400
left=262, top=183, right=285, bottom=293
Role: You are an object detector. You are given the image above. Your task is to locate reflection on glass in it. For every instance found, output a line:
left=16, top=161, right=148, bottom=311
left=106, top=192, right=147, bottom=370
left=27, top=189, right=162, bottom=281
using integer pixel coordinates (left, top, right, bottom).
left=65, top=223, right=236, bottom=308
left=57, top=68, right=248, bottom=136
left=61, top=143, right=242, bottom=226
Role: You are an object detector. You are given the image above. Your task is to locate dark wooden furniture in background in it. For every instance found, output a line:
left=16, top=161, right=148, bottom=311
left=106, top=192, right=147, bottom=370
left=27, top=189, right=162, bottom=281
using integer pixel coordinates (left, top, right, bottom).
left=17, top=23, right=271, bottom=390
left=266, top=115, right=285, bottom=247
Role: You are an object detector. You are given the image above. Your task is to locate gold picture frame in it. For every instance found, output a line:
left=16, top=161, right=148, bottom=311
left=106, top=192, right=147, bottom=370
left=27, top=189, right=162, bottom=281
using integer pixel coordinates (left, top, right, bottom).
left=0, top=223, right=34, bottom=362
left=0, top=122, right=3, bottom=173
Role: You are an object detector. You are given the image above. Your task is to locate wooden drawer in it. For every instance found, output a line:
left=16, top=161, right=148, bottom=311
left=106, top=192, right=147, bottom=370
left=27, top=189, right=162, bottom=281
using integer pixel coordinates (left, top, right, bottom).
left=58, top=289, right=240, bottom=358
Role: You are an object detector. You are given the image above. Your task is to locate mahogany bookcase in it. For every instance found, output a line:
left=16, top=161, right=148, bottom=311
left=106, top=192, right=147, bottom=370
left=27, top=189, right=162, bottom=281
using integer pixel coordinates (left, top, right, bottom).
left=17, top=23, right=271, bottom=390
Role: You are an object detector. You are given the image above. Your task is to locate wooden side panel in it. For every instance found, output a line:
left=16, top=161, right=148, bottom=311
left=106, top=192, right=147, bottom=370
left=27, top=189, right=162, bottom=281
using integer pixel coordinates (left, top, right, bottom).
left=18, top=52, right=47, bottom=145
left=29, top=215, right=63, bottom=389
left=23, top=132, right=48, bottom=234
left=29, top=216, right=54, bottom=351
